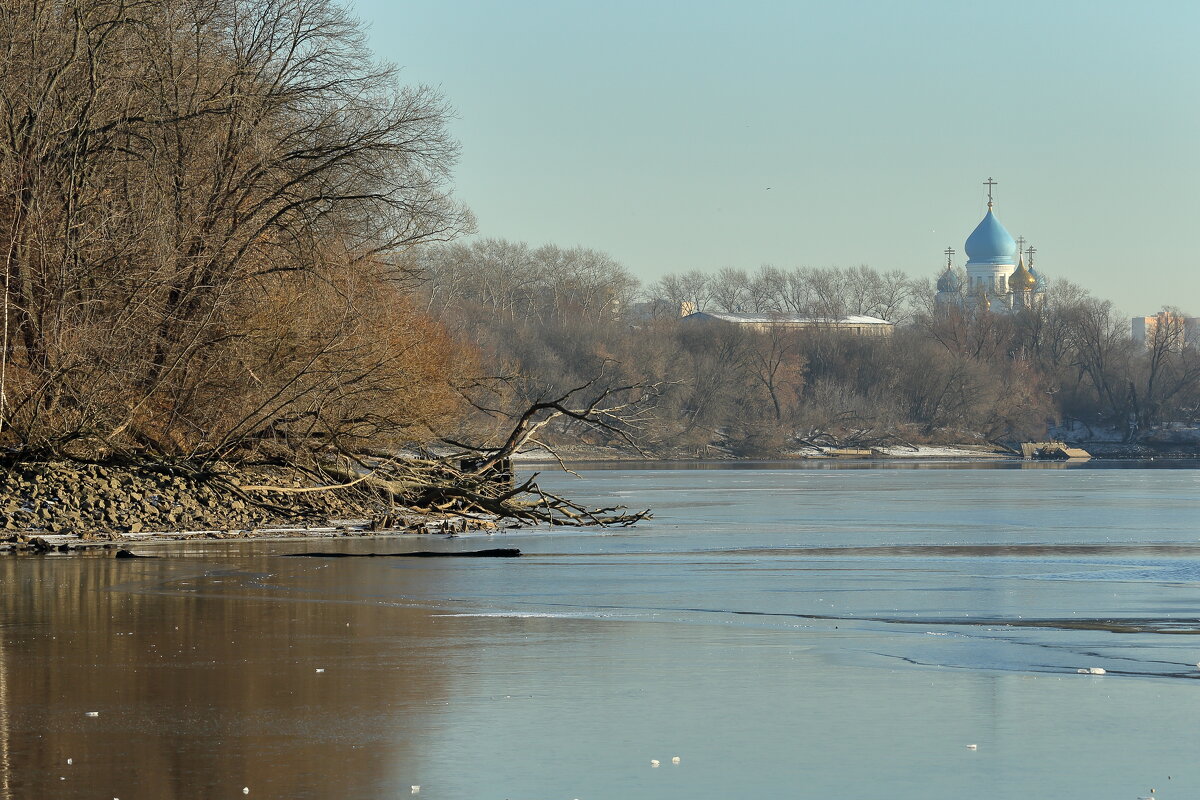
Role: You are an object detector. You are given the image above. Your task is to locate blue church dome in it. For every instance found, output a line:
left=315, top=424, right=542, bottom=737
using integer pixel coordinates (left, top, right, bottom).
left=1029, top=266, right=1045, bottom=291
left=936, top=267, right=961, bottom=293
left=964, top=208, right=1017, bottom=266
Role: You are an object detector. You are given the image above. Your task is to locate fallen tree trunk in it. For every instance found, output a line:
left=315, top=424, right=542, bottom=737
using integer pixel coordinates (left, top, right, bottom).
left=236, top=381, right=654, bottom=527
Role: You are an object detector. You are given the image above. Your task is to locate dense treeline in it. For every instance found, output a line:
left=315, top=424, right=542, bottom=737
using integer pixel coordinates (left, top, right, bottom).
left=0, top=1, right=666, bottom=529
left=3, top=1, right=1195, bottom=468
left=422, top=239, right=1200, bottom=455
left=0, top=0, right=472, bottom=460
left=649, top=264, right=920, bottom=324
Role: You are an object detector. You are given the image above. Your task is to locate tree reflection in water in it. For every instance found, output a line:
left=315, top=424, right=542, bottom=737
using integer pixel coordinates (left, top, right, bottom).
left=0, top=552, right=452, bottom=799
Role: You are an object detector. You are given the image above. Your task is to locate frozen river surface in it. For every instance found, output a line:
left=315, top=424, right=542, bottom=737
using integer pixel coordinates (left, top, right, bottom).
left=2, top=461, right=1199, bottom=799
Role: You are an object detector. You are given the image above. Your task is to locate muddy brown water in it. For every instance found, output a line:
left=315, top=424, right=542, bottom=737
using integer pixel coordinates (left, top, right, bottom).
left=2, top=460, right=1199, bottom=798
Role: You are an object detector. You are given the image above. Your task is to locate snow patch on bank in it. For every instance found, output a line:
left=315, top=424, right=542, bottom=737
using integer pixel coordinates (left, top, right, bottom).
left=871, top=445, right=1008, bottom=458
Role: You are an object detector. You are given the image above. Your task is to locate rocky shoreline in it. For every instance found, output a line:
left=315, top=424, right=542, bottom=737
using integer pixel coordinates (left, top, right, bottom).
left=0, top=460, right=500, bottom=555
left=5, top=443, right=1195, bottom=555
left=1068, top=442, right=1200, bottom=459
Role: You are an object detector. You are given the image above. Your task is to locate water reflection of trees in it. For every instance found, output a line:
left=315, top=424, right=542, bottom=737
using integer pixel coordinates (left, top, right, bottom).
left=0, top=555, right=451, bottom=799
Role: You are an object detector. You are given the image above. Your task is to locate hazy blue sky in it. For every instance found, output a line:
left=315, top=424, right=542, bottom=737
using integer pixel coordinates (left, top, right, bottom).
left=351, top=0, right=1198, bottom=313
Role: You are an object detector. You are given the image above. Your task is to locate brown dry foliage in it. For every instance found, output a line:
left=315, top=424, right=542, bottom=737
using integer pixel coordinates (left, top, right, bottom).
left=0, top=0, right=473, bottom=460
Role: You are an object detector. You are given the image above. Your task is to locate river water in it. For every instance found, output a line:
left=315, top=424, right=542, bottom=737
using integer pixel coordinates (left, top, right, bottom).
left=2, top=461, right=1199, bottom=799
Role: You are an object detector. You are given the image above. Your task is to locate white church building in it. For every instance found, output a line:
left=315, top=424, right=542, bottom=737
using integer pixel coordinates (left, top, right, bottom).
left=935, top=179, right=1045, bottom=312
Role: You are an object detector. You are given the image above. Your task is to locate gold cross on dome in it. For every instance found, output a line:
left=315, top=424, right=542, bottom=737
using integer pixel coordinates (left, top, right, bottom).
left=983, top=177, right=997, bottom=206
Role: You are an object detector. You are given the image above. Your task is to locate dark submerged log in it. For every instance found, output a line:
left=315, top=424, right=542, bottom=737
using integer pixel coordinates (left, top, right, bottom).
left=285, top=548, right=521, bottom=558
left=115, top=549, right=157, bottom=558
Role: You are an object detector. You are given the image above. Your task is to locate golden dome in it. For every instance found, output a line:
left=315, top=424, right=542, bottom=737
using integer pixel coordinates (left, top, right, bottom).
left=1009, top=256, right=1037, bottom=292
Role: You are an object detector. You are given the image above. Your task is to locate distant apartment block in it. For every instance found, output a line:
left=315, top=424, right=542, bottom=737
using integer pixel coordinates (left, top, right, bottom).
left=1131, top=312, right=1199, bottom=349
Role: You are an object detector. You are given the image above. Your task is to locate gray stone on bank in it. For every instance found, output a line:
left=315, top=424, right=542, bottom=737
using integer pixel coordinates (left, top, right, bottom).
left=1, top=460, right=501, bottom=554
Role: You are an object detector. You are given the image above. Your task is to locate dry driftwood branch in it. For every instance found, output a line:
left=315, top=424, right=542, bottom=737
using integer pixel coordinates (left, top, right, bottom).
left=233, top=381, right=655, bottom=527
left=793, top=426, right=913, bottom=452
left=449, top=379, right=656, bottom=470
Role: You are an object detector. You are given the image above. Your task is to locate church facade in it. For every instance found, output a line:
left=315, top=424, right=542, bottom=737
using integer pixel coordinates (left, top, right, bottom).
left=935, top=181, right=1045, bottom=312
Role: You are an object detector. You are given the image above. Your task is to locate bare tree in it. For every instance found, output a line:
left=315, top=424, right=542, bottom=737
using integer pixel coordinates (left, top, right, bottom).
left=1135, top=307, right=1200, bottom=429
left=709, top=267, right=751, bottom=312
left=1065, top=297, right=1134, bottom=430
left=744, top=324, right=805, bottom=421
left=1, top=0, right=471, bottom=458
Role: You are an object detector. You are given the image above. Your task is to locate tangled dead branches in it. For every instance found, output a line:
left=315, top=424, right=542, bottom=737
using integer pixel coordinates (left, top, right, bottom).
left=240, top=380, right=655, bottom=527
left=792, top=426, right=915, bottom=452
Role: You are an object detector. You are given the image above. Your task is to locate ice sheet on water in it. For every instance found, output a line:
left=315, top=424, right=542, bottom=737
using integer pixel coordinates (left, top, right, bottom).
left=1035, top=561, right=1200, bottom=584
left=432, top=611, right=638, bottom=620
